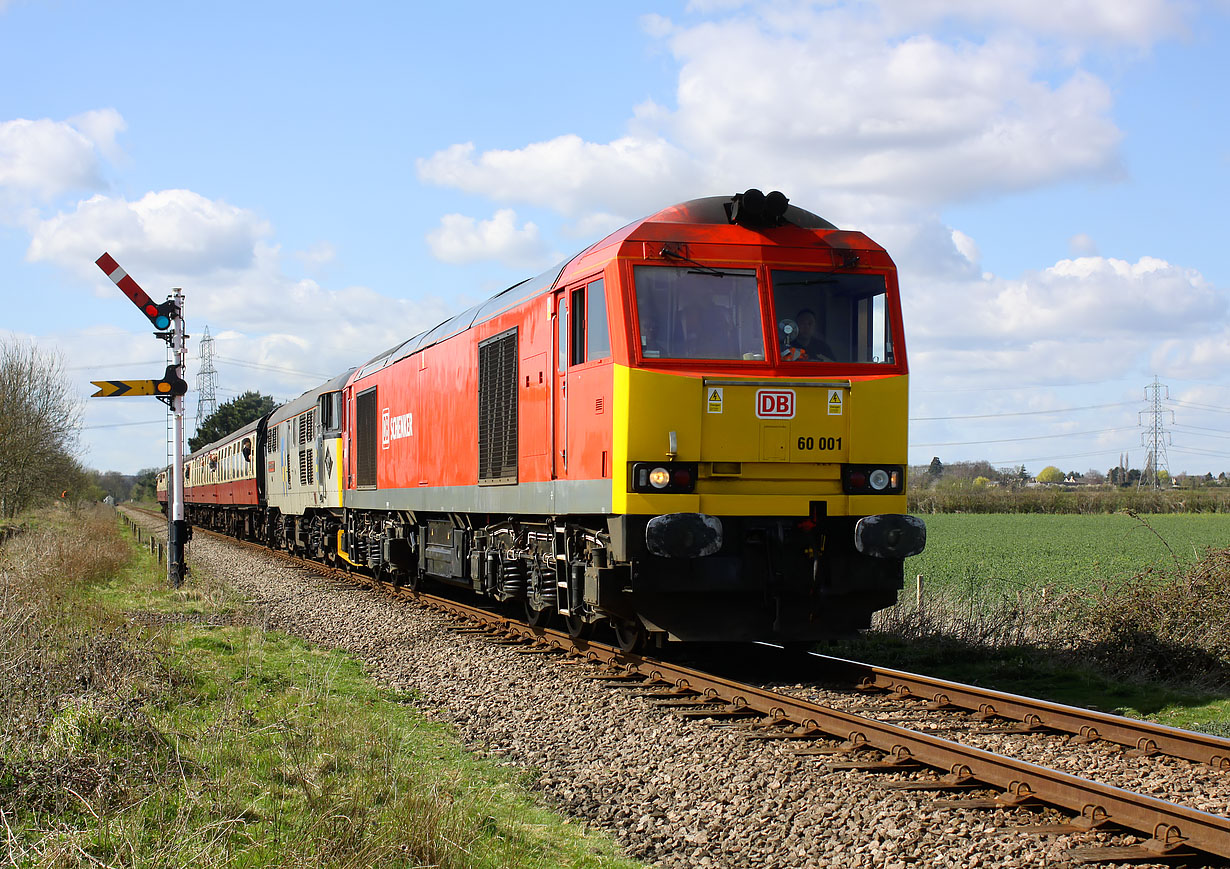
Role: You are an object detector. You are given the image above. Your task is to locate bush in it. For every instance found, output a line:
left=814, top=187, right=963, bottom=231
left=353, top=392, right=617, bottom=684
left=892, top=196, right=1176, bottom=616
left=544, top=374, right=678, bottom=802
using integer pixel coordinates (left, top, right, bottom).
left=908, top=487, right=1230, bottom=514
left=1072, top=547, right=1230, bottom=684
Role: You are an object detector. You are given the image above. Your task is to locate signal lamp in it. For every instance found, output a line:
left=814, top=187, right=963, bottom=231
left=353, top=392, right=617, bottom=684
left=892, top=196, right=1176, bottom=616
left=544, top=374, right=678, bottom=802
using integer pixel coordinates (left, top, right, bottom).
left=649, top=467, right=671, bottom=488
left=145, top=303, right=172, bottom=330
left=869, top=469, right=890, bottom=490
left=154, top=364, right=188, bottom=397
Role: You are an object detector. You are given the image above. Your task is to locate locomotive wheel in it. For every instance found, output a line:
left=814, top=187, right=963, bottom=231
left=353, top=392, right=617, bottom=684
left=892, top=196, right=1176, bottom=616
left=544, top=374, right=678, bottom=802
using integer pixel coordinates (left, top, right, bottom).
left=613, top=620, right=644, bottom=654
left=524, top=600, right=552, bottom=628
left=563, top=613, right=591, bottom=640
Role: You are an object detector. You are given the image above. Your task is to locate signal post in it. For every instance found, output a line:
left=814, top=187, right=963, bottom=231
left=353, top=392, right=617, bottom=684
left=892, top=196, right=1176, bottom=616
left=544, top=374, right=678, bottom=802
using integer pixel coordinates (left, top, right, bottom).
left=164, top=287, right=189, bottom=587
left=91, top=254, right=190, bottom=587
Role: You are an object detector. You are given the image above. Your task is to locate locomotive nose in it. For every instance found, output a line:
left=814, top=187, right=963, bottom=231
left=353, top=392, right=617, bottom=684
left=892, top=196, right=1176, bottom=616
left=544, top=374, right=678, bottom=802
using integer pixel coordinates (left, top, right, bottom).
left=645, top=513, right=724, bottom=558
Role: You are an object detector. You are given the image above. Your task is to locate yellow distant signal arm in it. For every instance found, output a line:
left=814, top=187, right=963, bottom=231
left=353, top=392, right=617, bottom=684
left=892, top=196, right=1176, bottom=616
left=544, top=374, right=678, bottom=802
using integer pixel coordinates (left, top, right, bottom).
left=91, top=365, right=188, bottom=399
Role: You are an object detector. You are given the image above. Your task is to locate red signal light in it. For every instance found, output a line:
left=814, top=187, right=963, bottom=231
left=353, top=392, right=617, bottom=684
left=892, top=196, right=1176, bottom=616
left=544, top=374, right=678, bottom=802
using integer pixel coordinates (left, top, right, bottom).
left=848, top=470, right=868, bottom=489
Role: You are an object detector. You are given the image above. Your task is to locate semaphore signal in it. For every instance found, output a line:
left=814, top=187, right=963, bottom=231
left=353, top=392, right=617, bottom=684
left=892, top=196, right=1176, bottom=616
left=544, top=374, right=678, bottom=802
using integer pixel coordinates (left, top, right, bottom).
left=96, top=252, right=180, bottom=330
left=91, top=364, right=188, bottom=398
left=90, top=253, right=190, bottom=587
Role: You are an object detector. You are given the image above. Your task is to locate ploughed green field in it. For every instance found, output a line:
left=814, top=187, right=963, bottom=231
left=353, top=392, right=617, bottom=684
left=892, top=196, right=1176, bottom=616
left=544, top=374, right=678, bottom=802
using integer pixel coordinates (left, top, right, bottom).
left=904, top=512, right=1230, bottom=595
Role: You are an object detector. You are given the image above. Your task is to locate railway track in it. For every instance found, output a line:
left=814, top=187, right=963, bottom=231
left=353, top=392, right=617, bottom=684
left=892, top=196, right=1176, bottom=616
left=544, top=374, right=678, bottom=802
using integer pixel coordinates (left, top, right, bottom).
left=122, top=507, right=1230, bottom=864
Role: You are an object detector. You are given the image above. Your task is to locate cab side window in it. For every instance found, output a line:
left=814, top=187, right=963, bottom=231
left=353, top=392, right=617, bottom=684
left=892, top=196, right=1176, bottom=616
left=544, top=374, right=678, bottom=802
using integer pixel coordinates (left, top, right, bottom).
left=568, top=279, right=611, bottom=366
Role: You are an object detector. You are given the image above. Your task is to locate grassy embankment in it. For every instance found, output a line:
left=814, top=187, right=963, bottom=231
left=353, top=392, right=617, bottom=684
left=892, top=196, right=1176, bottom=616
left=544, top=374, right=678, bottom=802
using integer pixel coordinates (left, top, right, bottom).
left=833, top=511, right=1230, bottom=737
left=0, top=505, right=640, bottom=868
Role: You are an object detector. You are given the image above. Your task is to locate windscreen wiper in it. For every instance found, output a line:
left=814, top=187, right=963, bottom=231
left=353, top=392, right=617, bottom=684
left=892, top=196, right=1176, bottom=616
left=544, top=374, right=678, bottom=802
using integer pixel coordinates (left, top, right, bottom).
left=777, top=277, right=839, bottom=286
left=659, top=246, right=742, bottom=278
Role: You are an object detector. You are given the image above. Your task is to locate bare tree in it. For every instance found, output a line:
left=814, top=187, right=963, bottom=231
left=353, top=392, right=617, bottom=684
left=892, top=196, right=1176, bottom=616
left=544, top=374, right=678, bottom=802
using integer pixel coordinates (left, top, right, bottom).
left=0, top=337, right=83, bottom=517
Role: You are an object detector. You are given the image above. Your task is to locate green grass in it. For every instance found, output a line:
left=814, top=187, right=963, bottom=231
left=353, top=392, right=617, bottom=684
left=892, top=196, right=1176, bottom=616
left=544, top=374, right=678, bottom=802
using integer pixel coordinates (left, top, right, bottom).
left=1, top=509, right=642, bottom=869
left=905, top=512, right=1230, bottom=595
left=839, top=511, right=1230, bottom=734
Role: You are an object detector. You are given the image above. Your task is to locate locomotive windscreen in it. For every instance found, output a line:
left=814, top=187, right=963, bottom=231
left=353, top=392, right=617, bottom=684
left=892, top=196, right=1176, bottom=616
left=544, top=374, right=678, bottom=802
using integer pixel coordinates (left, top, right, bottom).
left=770, top=271, right=893, bottom=364
left=633, top=266, right=764, bottom=361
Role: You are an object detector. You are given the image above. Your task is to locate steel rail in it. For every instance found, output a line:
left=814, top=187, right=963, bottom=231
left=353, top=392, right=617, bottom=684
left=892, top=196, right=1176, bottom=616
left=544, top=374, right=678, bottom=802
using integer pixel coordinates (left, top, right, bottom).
left=811, top=654, right=1230, bottom=770
left=123, top=509, right=1230, bottom=861
left=407, top=593, right=1230, bottom=859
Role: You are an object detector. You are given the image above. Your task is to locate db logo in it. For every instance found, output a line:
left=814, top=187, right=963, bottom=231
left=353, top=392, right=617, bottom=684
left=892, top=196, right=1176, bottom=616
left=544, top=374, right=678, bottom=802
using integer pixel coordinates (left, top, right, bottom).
left=756, top=389, right=796, bottom=419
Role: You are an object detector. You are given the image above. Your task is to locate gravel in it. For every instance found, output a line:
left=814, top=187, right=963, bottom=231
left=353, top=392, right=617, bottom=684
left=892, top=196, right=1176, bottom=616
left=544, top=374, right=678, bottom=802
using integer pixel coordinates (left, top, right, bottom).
left=126, top=511, right=1225, bottom=868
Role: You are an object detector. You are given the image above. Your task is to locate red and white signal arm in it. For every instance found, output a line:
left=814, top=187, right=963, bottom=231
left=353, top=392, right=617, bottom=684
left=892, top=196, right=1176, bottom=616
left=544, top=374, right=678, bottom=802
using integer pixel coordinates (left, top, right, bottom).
left=756, top=389, right=796, bottom=419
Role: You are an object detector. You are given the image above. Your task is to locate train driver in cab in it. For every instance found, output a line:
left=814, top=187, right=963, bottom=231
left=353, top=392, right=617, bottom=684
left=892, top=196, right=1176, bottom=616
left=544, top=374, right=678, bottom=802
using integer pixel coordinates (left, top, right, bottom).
left=784, top=308, right=835, bottom=362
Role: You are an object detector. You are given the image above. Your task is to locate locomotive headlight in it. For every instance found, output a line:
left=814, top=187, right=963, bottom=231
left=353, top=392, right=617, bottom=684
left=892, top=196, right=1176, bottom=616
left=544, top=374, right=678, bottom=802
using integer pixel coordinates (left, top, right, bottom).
left=842, top=464, right=904, bottom=495
left=630, top=461, right=699, bottom=493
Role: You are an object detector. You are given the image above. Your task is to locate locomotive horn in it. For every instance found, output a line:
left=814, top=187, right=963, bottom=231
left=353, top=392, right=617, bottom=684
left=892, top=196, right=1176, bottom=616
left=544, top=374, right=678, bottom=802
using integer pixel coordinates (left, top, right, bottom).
left=727, top=188, right=790, bottom=228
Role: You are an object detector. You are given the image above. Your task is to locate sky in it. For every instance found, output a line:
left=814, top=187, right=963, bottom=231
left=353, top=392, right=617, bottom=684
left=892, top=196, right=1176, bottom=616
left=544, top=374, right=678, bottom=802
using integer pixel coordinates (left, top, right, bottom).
left=2, top=0, right=1229, bottom=477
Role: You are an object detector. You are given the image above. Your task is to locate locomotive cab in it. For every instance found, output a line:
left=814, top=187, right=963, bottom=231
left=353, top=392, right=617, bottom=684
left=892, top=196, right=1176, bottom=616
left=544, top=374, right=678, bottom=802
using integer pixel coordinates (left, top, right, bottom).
left=605, top=193, right=925, bottom=643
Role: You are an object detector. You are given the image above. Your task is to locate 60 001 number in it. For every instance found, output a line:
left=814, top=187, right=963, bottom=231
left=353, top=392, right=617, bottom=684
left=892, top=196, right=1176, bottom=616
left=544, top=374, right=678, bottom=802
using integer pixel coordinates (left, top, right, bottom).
left=797, top=436, right=842, bottom=451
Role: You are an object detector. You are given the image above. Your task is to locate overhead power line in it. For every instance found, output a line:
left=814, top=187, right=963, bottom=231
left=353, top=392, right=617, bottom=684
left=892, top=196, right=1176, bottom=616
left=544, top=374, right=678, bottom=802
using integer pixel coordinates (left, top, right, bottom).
left=913, top=426, right=1135, bottom=448
left=82, top=419, right=167, bottom=430
left=910, top=401, right=1136, bottom=422
left=214, top=355, right=332, bottom=380
left=984, top=448, right=1123, bottom=465
left=1169, top=399, right=1230, bottom=414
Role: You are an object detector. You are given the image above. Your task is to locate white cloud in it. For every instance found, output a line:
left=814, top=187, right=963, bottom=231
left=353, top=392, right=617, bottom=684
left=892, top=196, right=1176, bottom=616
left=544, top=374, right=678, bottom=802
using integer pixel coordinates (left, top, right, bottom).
left=0, top=115, right=115, bottom=204
left=294, top=241, right=337, bottom=270
left=425, top=209, right=552, bottom=268
left=26, top=189, right=272, bottom=279
left=878, top=0, right=1191, bottom=46
left=417, top=136, right=701, bottom=218
left=1068, top=233, right=1099, bottom=256
left=1153, top=328, right=1230, bottom=377
left=910, top=254, right=1219, bottom=347
left=950, top=229, right=980, bottom=266
left=68, top=109, right=126, bottom=163
left=664, top=19, right=1121, bottom=204
left=419, top=4, right=1124, bottom=220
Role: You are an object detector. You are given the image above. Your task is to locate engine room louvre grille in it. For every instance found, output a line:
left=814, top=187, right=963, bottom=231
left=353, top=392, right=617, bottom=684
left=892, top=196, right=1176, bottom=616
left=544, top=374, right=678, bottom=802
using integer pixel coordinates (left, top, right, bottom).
left=299, top=409, right=315, bottom=445
left=356, top=388, right=377, bottom=488
left=477, top=328, right=518, bottom=485
left=299, top=448, right=313, bottom=487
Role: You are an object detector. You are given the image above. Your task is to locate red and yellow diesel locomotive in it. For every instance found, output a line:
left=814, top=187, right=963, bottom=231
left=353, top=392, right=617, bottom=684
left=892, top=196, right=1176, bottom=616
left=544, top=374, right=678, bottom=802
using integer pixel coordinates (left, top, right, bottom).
left=162, top=190, right=924, bottom=648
